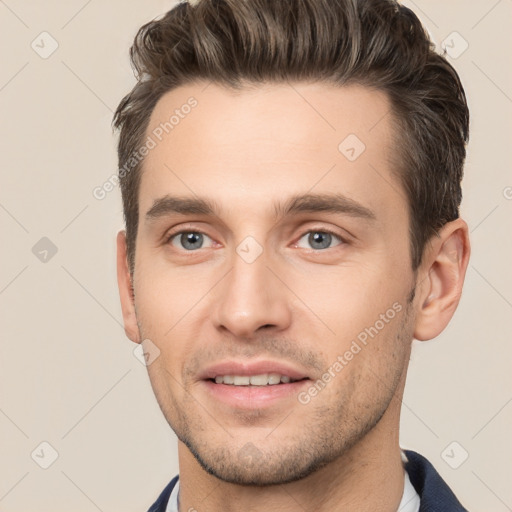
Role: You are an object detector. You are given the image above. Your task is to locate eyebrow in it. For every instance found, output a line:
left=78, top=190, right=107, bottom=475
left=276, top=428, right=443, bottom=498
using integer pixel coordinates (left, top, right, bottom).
left=144, top=193, right=376, bottom=223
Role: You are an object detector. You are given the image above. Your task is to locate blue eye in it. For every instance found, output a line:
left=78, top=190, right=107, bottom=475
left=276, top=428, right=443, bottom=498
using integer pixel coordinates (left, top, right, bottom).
left=169, top=231, right=214, bottom=251
left=296, top=230, right=343, bottom=250
left=167, top=229, right=344, bottom=252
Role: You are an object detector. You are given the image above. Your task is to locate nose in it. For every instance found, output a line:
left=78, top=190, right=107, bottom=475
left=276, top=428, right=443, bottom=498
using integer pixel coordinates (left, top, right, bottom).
left=211, top=246, right=292, bottom=339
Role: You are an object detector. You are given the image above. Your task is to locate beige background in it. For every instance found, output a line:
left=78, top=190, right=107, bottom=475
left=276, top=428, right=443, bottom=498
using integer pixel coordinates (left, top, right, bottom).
left=1, top=0, right=511, bottom=510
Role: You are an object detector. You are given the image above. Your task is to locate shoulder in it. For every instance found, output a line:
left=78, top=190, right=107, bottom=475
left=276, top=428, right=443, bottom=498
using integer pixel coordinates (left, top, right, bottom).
left=404, top=450, right=469, bottom=512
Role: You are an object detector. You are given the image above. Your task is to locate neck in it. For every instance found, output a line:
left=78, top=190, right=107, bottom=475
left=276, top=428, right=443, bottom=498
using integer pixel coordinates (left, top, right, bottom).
left=176, top=404, right=405, bottom=512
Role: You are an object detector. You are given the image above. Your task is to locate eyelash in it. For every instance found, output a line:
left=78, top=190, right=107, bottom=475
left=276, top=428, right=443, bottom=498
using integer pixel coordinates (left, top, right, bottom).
left=295, top=228, right=346, bottom=250
left=165, top=227, right=346, bottom=251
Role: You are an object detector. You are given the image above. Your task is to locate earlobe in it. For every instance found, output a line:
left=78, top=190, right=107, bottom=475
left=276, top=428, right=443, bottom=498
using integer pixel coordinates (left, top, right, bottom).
left=116, top=230, right=141, bottom=344
left=413, top=219, right=470, bottom=341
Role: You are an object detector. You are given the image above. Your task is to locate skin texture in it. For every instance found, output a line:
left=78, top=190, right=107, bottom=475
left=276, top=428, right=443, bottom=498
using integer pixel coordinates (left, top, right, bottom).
left=117, top=81, right=470, bottom=511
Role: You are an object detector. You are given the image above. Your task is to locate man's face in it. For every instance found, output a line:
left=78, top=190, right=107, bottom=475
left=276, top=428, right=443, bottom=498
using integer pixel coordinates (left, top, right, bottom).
left=130, top=81, right=417, bottom=485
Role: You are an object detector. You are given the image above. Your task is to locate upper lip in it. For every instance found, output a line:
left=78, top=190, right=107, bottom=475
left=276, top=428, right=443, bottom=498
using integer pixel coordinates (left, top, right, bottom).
left=199, top=360, right=310, bottom=381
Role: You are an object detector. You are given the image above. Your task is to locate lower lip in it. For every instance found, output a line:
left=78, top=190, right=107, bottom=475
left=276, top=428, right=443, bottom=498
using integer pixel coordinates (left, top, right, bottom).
left=202, top=379, right=310, bottom=408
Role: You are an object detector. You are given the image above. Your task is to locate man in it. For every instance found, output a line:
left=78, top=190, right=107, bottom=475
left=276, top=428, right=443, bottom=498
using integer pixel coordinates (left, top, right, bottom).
left=113, top=0, right=471, bottom=510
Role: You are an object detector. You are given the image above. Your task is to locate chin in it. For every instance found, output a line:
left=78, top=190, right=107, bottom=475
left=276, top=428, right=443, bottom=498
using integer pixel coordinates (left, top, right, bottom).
left=178, top=429, right=353, bottom=487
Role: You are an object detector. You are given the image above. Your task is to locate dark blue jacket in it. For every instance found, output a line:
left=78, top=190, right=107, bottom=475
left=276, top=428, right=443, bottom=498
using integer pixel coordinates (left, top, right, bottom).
left=147, top=450, right=468, bottom=511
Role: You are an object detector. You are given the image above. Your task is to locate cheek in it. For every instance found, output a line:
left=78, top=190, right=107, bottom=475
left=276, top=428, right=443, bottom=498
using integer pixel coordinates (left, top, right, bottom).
left=134, top=259, right=208, bottom=335
left=288, top=261, right=404, bottom=343
left=133, top=261, right=218, bottom=379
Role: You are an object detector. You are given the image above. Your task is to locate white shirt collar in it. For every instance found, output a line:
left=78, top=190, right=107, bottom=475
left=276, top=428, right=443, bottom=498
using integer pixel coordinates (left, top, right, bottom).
left=398, top=450, right=421, bottom=512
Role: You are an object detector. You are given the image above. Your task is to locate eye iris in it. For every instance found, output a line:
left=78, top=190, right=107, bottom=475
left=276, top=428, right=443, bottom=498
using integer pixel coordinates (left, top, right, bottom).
left=309, top=232, right=331, bottom=250
left=181, top=232, right=203, bottom=250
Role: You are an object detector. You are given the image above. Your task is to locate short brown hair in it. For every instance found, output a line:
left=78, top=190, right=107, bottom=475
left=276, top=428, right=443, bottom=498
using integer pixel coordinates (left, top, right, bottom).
left=113, top=0, right=469, bottom=274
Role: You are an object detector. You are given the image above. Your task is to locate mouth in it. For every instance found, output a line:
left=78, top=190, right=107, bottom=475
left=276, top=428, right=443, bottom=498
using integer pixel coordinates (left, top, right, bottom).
left=208, top=374, right=309, bottom=386
left=199, top=360, right=311, bottom=408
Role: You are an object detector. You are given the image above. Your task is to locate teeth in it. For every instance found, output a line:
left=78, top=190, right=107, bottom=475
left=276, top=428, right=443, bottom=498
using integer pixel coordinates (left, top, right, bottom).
left=267, top=374, right=281, bottom=385
left=234, top=376, right=250, bottom=385
left=213, top=373, right=297, bottom=386
left=250, top=374, right=269, bottom=385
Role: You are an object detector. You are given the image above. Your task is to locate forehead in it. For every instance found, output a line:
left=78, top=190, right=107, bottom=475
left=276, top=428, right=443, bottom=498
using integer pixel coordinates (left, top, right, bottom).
left=139, top=81, right=405, bottom=223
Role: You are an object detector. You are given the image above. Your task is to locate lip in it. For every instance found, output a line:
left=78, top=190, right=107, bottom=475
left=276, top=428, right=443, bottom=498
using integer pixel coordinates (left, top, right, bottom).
left=198, top=359, right=310, bottom=381
left=201, top=378, right=310, bottom=408
left=198, top=359, right=311, bottom=409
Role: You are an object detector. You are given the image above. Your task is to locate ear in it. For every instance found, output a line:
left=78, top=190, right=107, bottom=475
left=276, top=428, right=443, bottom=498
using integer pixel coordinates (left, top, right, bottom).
left=413, top=218, right=470, bottom=341
left=116, top=230, right=141, bottom=343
